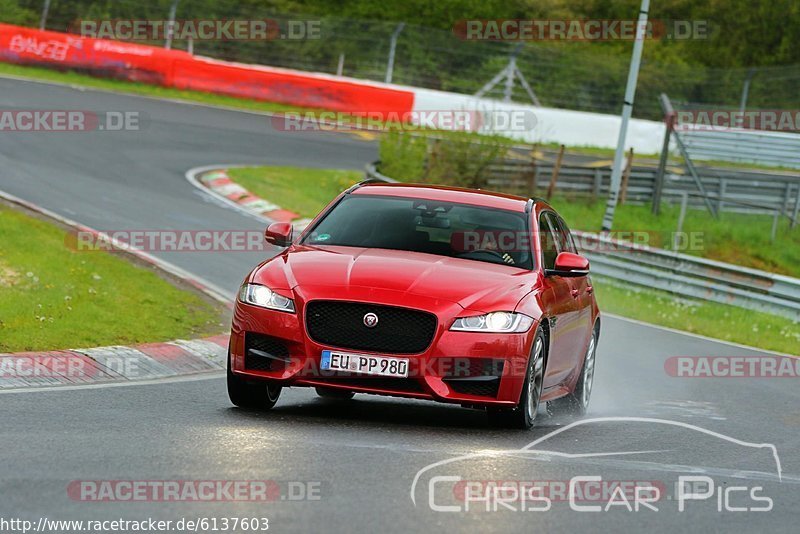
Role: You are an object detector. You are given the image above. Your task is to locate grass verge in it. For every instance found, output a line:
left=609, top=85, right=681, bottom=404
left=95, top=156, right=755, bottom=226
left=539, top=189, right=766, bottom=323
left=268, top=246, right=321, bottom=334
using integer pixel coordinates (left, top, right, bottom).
left=595, top=277, right=799, bottom=355
left=227, top=166, right=362, bottom=219
left=0, top=202, right=226, bottom=353
left=225, top=164, right=799, bottom=354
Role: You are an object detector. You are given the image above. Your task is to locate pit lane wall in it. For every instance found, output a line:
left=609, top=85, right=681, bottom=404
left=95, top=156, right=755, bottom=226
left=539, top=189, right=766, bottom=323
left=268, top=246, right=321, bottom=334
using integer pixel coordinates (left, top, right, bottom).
left=0, top=23, right=665, bottom=152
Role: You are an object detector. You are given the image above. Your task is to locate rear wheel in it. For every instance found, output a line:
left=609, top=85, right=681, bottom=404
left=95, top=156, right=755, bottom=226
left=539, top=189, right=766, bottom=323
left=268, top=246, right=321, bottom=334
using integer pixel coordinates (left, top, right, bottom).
left=487, top=329, right=545, bottom=429
left=227, top=349, right=282, bottom=410
left=315, top=387, right=356, bottom=400
left=548, top=327, right=597, bottom=417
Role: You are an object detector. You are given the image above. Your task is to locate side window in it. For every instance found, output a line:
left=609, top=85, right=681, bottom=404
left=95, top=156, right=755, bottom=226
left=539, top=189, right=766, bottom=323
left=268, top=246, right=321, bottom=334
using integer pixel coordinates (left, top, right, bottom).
left=551, top=214, right=577, bottom=254
left=538, top=212, right=559, bottom=270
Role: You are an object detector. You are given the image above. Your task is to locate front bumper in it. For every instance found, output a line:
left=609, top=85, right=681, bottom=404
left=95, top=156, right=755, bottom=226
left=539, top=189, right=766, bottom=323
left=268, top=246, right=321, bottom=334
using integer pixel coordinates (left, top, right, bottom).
left=230, top=299, right=535, bottom=407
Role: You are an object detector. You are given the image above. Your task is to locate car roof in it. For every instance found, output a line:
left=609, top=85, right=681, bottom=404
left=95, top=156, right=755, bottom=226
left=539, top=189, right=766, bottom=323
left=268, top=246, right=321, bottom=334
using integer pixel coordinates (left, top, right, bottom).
left=351, top=182, right=534, bottom=212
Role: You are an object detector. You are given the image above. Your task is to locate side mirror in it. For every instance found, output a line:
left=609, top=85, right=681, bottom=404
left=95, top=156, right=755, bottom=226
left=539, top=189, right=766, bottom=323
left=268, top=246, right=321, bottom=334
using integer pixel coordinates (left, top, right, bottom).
left=546, top=252, right=590, bottom=277
left=265, top=222, right=293, bottom=247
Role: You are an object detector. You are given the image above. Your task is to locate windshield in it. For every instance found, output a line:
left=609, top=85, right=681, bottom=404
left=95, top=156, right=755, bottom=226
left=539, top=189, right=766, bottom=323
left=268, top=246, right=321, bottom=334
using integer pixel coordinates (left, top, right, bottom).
left=302, top=194, right=533, bottom=269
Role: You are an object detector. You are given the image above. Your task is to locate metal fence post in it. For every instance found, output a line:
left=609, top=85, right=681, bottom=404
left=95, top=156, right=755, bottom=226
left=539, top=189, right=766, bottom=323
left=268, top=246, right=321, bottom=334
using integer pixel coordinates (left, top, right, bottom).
left=592, top=169, right=603, bottom=202
left=620, top=147, right=634, bottom=205
left=336, top=53, right=345, bottom=76
left=39, top=0, right=51, bottom=30
left=546, top=145, right=565, bottom=200
left=526, top=148, right=538, bottom=196
left=717, top=179, right=727, bottom=214
left=652, top=94, right=674, bottom=215
left=792, top=184, right=800, bottom=230
left=385, top=23, right=405, bottom=84
left=673, top=192, right=689, bottom=250
left=165, top=0, right=180, bottom=50
left=783, top=182, right=793, bottom=216
left=771, top=210, right=780, bottom=242
left=739, top=68, right=757, bottom=113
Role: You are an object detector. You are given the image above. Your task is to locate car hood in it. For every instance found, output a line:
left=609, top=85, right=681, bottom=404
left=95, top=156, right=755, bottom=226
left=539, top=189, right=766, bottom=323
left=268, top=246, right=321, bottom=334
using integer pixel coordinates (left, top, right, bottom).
left=253, top=245, right=535, bottom=312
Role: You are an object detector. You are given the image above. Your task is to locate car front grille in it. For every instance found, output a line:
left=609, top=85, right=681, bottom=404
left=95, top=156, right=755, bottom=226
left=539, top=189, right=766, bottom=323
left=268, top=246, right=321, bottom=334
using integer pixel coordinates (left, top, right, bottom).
left=305, top=301, right=437, bottom=354
left=244, top=332, right=290, bottom=372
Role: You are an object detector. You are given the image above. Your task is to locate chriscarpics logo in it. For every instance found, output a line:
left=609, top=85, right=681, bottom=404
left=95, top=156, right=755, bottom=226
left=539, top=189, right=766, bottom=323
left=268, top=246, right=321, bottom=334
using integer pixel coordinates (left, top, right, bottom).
left=411, top=418, right=784, bottom=515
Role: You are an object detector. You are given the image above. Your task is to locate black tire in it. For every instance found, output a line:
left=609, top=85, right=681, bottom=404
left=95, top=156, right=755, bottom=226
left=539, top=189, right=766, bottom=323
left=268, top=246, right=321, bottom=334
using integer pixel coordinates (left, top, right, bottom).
left=487, top=328, right=546, bottom=429
left=315, top=387, right=356, bottom=400
left=227, top=350, right=282, bottom=410
left=548, top=326, right=598, bottom=417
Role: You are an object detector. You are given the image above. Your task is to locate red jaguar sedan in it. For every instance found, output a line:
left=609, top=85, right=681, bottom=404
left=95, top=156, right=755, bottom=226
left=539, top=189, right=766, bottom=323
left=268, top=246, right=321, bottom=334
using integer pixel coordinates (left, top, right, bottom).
left=227, top=181, right=600, bottom=428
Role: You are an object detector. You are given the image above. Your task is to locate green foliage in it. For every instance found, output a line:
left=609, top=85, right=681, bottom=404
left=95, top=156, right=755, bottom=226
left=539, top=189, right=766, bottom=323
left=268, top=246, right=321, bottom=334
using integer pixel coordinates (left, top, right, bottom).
left=0, top=0, right=37, bottom=25
left=423, top=136, right=510, bottom=189
left=379, top=131, right=512, bottom=188
left=378, top=130, right=428, bottom=182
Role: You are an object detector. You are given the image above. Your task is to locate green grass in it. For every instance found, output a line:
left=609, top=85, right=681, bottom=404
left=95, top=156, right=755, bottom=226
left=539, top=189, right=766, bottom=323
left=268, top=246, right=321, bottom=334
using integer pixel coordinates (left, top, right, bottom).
left=224, top=165, right=799, bottom=354
left=548, top=194, right=800, bottom=278
left=594, top=277, right=799, bottom=355
left=228, top=166, right=362, bottom=219
left=0, top=204, right=225, bottom=352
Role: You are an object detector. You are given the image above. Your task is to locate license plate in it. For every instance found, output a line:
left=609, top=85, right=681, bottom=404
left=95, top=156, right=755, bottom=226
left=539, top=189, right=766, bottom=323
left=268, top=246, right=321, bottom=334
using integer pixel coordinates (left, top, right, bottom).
left=320, top=350, right=409, bottom=378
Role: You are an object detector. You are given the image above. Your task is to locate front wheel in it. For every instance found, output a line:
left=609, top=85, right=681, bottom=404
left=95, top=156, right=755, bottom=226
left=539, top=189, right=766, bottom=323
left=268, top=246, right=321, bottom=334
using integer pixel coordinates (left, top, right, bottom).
left=548, top=327, right=597, bottom=417
left=227, top=350, right=282, bottom=410
left=487, top=329, right=545, bottom=429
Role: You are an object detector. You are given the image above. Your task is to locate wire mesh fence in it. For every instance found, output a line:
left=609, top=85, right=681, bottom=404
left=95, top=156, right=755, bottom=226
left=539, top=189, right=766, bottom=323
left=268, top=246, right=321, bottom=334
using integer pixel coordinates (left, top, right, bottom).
left=5, top=0, right=800, bottom=120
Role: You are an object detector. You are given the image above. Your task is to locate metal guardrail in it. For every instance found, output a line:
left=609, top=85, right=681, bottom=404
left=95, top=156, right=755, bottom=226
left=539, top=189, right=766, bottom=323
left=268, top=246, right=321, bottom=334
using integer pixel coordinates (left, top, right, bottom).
left=680, top=129, right=800, bottom=170
left=574, top=232, right=800, bottom=320
left=365, top=162, right=800, bottom=319
left=364, top=162, right=398, bottom=183
left=483, top=158, right=800, bottom=223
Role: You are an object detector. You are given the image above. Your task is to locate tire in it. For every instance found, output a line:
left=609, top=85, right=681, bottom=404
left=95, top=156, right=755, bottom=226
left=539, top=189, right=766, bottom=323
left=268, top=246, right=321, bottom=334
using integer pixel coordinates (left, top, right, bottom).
left=548, top=326, right=598, bottom=417
left=487, top=328, right=546, bottom=429
left=315, top=387, right=356, bottom=400
left=227, top=349, right=282, bottom=410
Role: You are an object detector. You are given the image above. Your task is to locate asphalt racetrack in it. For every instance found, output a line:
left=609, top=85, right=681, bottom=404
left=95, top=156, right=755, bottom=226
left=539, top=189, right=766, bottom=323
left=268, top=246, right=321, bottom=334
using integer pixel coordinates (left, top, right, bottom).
left=1, top=77, right=798, bottom=533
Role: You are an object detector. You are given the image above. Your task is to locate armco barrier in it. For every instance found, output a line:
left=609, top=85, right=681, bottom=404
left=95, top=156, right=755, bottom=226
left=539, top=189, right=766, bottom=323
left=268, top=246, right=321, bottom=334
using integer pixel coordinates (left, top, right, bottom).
left=0, top=23, right=414, bottom=116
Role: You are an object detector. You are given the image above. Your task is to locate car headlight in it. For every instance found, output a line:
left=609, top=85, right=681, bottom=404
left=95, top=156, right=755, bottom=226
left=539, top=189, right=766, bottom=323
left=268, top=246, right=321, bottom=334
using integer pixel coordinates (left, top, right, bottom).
left=238, top=283, right=295, bottom=313
left=450, top=312, right=533, bottom=333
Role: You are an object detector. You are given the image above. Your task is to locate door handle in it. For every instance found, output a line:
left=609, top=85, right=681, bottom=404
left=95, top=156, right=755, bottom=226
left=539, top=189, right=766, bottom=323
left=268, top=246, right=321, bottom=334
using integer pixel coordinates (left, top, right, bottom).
left=586, top=285, right=594, bottom=294
left=571, top=289, right=580, bottom=298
